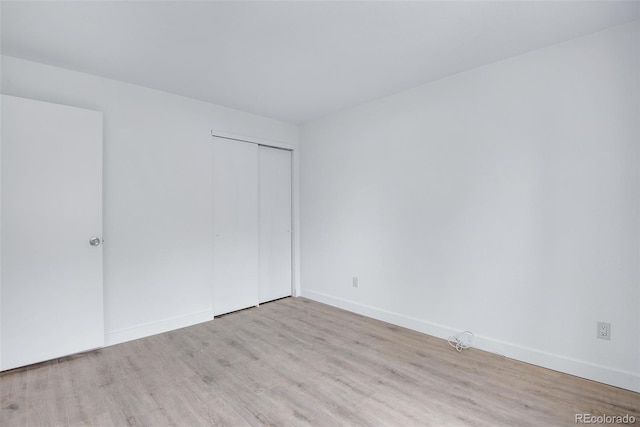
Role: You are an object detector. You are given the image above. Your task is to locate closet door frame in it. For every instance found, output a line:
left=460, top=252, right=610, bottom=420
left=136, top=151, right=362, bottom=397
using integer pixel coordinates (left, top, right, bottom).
left=211, top=130, right=298, bottom=315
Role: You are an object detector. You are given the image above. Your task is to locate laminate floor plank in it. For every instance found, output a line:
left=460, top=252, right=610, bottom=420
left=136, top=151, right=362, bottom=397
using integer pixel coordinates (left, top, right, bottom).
left=67, top=411, right=113, bottom=427
left=57, top=355, right=109, bottom=426
left=1, top=297, right=638, bottom=426
left=25, top=360, right=70, bottom=426
left=99, top=375, right=162, bottom=426
left=0, top=367, right=28, bottom=427
left=353, top=391, right=450, bottom=427
left=227, top=359, right=290, bottom=394
left=212, top=373, right=299, bottom=427
left=175, top=376, right=252, bottom=427
left=259, top=381, right=351, bottom=427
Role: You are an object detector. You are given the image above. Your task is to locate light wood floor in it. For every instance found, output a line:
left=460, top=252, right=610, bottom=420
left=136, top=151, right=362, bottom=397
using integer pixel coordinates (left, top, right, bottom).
left=1, top=297, right=638, bottom=426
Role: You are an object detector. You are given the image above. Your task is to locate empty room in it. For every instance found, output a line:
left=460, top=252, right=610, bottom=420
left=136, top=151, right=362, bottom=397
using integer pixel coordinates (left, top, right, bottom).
left=1, top=1, right=639, bottom=426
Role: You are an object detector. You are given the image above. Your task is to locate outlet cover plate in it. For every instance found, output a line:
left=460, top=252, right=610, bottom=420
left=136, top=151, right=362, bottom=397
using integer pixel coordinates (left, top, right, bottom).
left=597, top=321, right=610, bottom=340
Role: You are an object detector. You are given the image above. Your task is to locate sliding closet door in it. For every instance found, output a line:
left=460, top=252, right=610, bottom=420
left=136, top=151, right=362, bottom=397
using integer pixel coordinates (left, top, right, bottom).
left=212, top=137, right=259, bottom=316
left=1, top=95, right=104, bottom=371
left=259, top=146, right=292, bottom=303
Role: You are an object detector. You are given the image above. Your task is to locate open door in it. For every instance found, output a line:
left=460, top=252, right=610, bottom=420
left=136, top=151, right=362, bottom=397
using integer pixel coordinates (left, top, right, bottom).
left=1, top=95, right=104, bottom=370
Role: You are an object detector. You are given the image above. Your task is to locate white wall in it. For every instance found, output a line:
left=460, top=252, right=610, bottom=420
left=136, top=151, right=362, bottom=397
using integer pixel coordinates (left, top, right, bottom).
left=300, top=21, right=640, bottom=392
left=1, top=55, right=298, bottom=345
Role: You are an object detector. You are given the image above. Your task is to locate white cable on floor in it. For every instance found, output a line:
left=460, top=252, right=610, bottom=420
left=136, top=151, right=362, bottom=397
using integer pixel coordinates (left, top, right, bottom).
left=448, top=331, right=475, bottom=352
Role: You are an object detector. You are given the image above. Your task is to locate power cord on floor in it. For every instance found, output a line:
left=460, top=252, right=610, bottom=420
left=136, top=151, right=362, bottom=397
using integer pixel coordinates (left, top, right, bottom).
left=448, top=331, right=475, bottom=352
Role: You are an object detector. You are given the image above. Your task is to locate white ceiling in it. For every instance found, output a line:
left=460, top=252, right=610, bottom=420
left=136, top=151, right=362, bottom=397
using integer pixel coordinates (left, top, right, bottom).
left=2, top=1, right=639, bottom=124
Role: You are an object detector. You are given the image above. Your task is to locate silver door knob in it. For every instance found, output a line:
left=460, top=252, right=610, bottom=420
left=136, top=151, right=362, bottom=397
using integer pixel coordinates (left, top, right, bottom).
left=89, top=237, right=102, bottom=246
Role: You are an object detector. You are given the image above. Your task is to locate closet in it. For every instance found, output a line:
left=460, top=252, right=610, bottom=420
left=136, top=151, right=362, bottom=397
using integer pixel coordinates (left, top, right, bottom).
left=212, top=137, right=292, bottom=316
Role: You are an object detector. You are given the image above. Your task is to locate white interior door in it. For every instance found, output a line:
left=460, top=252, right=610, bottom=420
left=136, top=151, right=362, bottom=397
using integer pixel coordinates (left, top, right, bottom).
left=1, top=95, right=104, bottom=371
left=212, top=137, right=259, bottom=316
left=259, top=146, right=292, bottom=303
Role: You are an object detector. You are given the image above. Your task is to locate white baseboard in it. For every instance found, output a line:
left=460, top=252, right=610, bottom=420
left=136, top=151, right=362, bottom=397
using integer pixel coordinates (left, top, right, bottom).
left=301, top=289, right=640, bottom=393
left=104, top=309, right=214, bottom=347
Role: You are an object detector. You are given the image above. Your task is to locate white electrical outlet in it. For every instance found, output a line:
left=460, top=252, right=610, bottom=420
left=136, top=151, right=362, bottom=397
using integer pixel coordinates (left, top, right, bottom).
left=352, top=277, right=359, bottom=288
left=597, top=321, right=610, bottom=340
